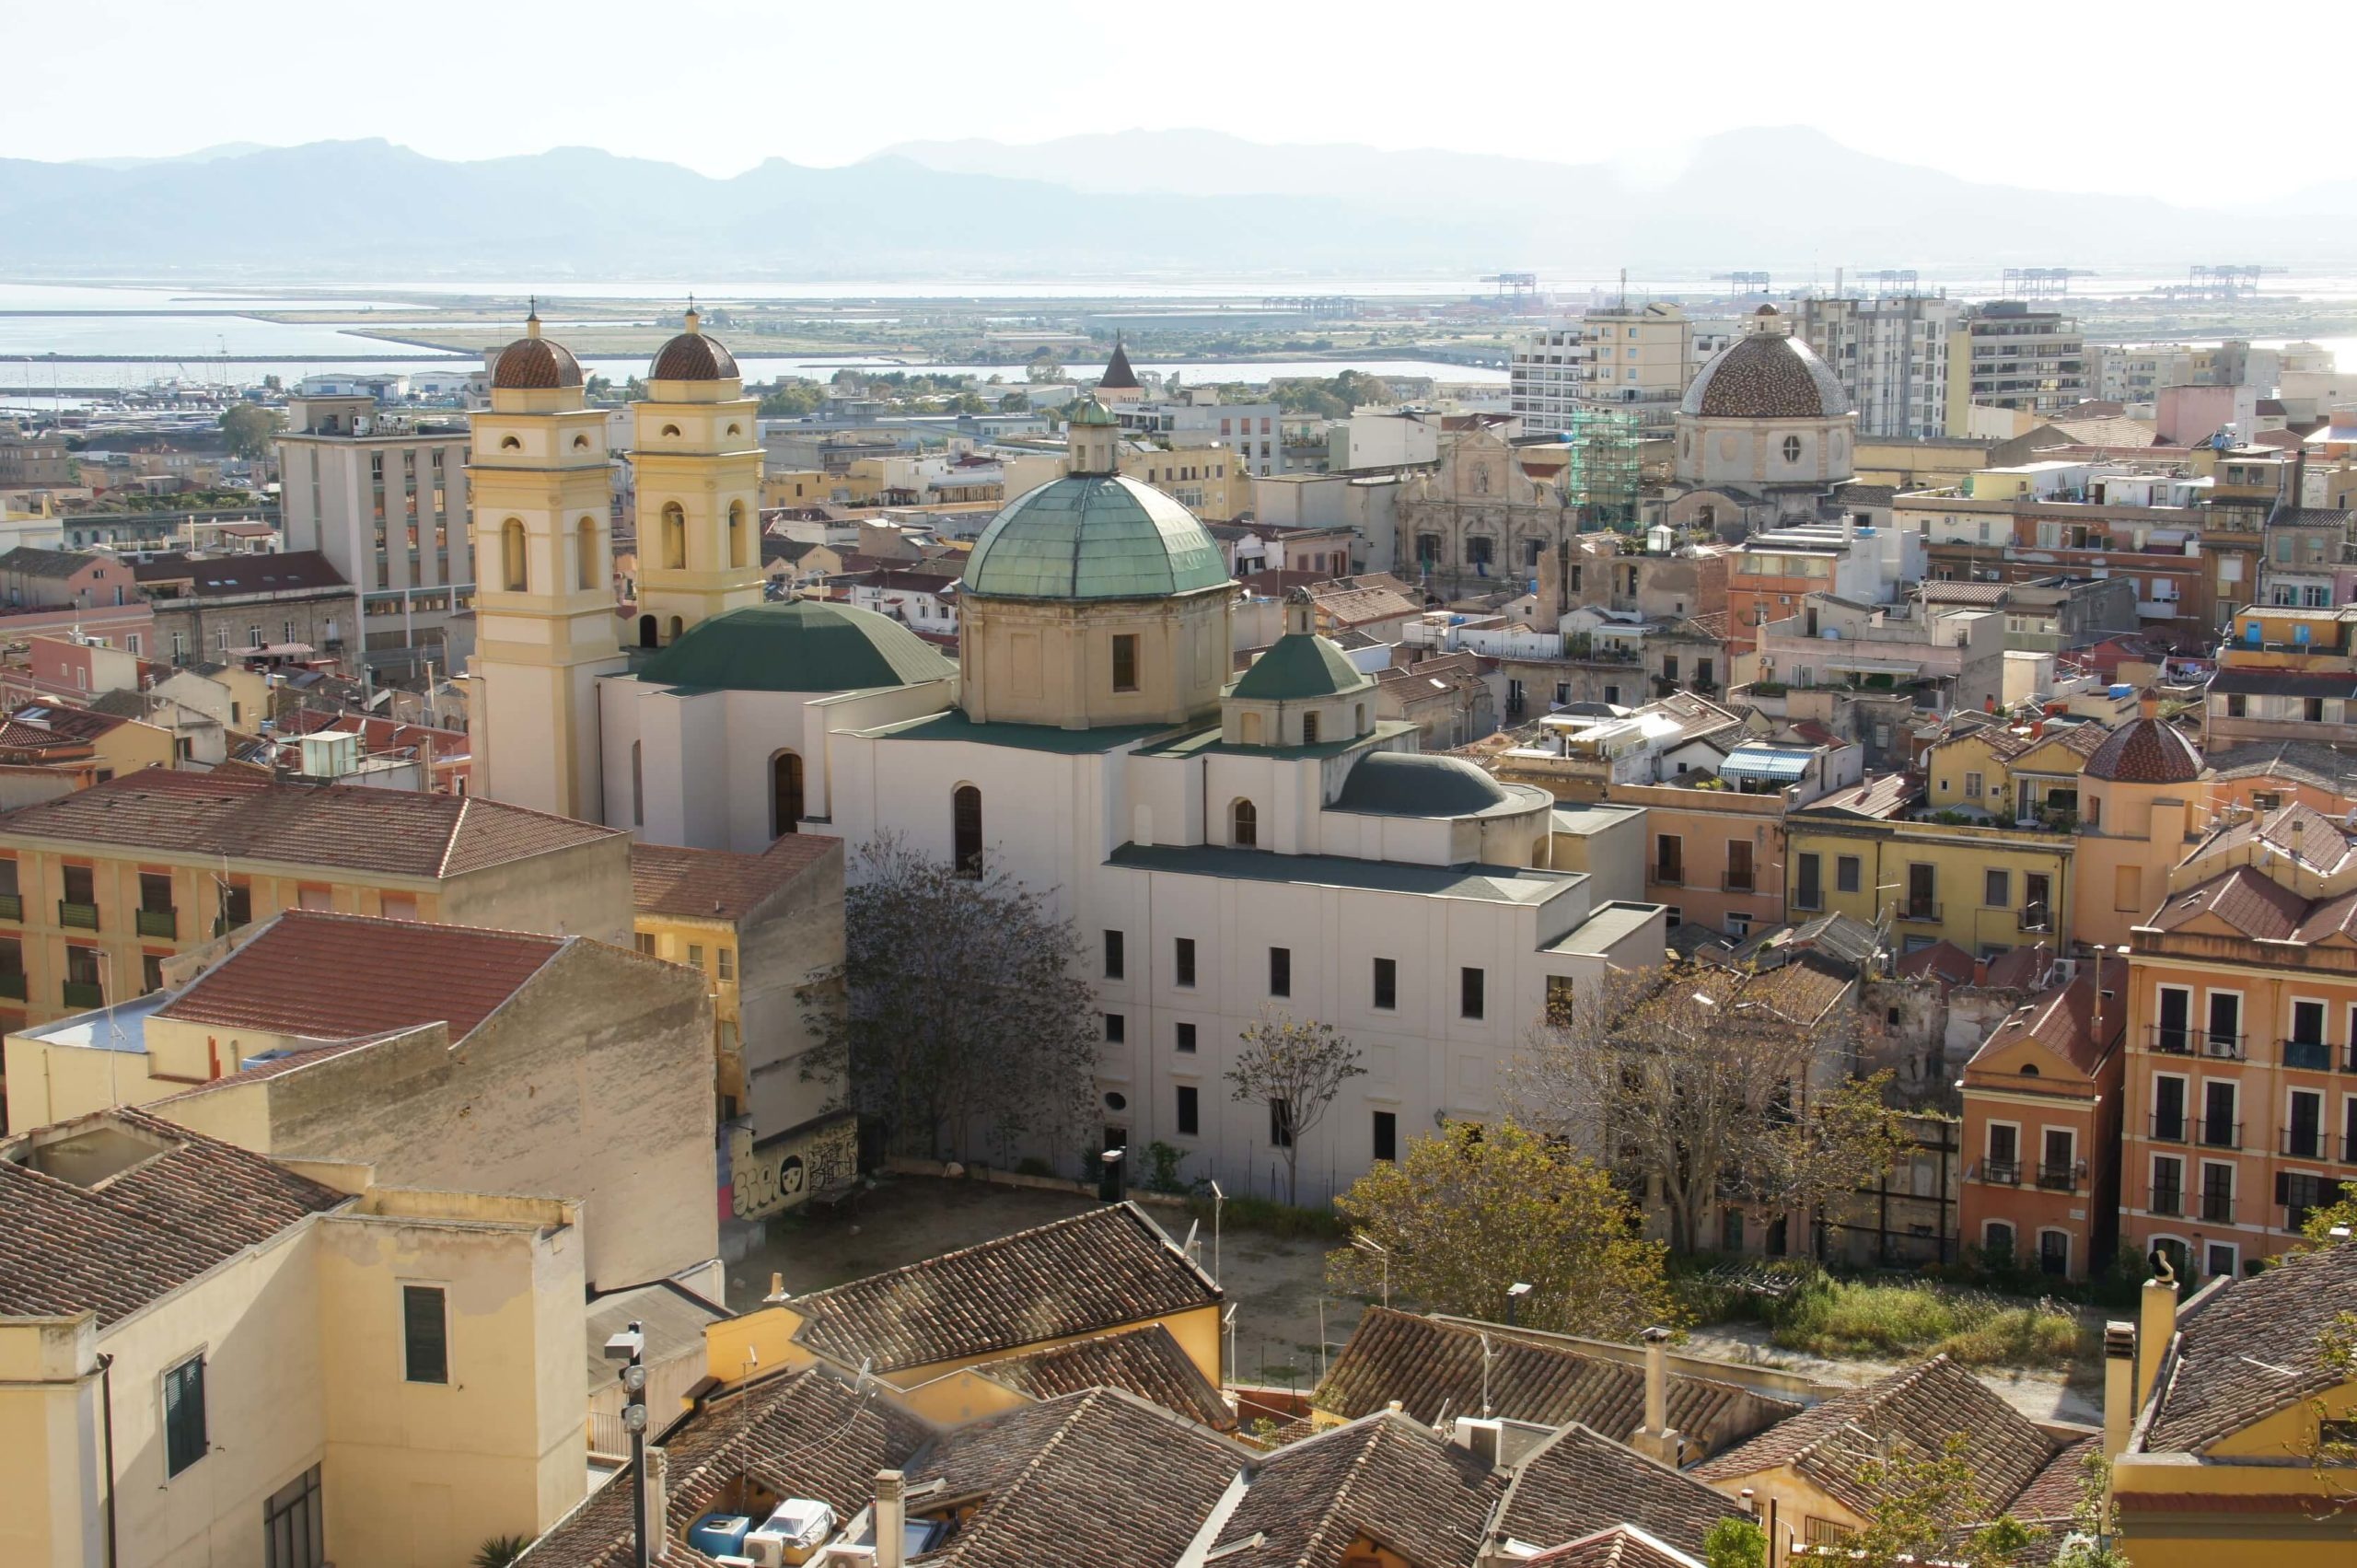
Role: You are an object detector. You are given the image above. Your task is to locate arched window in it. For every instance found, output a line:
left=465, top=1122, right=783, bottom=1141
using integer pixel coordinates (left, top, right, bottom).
left=1355, top=702, right=1368, bottom=735
left=952, top=785, right=983, bottom=878
left=1232, top=798, right=1258, bottom=848
left=661, top=423, right=681, bottom=437
left=1301, top=711, right=1321, bottom=745
left=1982, top=1221, right=2015, bottom=1265
left=501, top=518, right=528, bottom=592
left=668, top=615, right=684, bottom=644
left=772, top=750, right=804, bottom=836
left=576, top=517, right=599, bottom=591
left=661, top=502, right=686, bottom=570
left=572, top=434, right=590, bottom=450
left=630, top=740, right=644, bottom=827
left=727, top=500, right=748, bottom=569
left=726, top=423, right=742, bottom=436
left=1782, top=435, right=1804, bottom=464
left=638, top=613, right=658, bottom=648
left=500, top=435, right=521, bottom=451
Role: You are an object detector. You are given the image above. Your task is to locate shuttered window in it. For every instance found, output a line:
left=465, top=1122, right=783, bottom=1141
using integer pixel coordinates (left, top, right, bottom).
left=164, top=1355, right=207, bottom=1477
left=402, top=1285, right=448, bottom=1385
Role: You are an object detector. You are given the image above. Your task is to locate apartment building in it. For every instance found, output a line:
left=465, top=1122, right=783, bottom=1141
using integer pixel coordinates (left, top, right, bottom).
left=1724, top=518, right=1922, bottom=656
left=2117, top=802, right=2357, bottom=1283
left=1790, top=293, right=1959, bottom=438
left=1950, top=302, right=2088, bottom=427
left=2095, top=343, right=2196, bottom=406
left=0, top=768, right=628, bottom=1033
left=1112, top=388, right=1283, bottom=476
left=273, top=394, right=476, bottom=677
left=2258, top=507, right=2356, bottom=610
left=2204, top=602, right=2357, bottom=751
left=1753, top=592, right=2005, bottom=718
left=1509, top=303, right=1693, bottom=436
left=130, top=549, right=352, bottom=668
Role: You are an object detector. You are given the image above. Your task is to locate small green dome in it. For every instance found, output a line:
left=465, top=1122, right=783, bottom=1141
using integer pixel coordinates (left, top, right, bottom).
left=1331, top=752, right=1514, bottom=818
left=1229, top=631, right=1370, bottom=703
left=1069, top=395, right=1119, bottom=427
left=635, top=599, right=954, bottom=693
left=962, top=475, right=1230, bottom=601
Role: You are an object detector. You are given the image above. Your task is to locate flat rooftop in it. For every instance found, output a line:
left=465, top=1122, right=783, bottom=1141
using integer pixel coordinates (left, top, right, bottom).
left=1106, top=842, right=1579, bottom=906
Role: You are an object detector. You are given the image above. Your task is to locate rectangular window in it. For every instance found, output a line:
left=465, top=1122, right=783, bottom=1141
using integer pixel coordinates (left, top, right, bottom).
left=164, top=1354, right=208, bottom=1477
left=716, top=947, right=735, bottom=981
left=1110, top=633, right=1139, bottom=692
left=1373, top=1109, right=1398, bottom=1163
left=1372, top=957, right=1398, bottom=1009
left=1176, top=1085, right=1199, bottom=1136
left=1545, top=973, right=1576, bottom=1023
left=1655, top=833, right=1683, bottom=885
left=1836, top=854, right=1862, bottom=894
left=1984, top=869, right=2012, bottom=909
left=1795, top=853, right=1822, bottom=911
left=402, top=1284, right=448, bottom=1385
left=687, top=943, right=704, bottom=970
left=1964, top=770, right=1983, bottom=798
left=1270, top=1098, right=1295, bottom=1148
left=1269, top=946, right=1292, bottom=998
left=2151, top=1155, right=2184, bottom=1215
left=1174, top=937, right=1196, bottom=988
left=263, top=1464, right=324, bottom=1568
left=1105, top=1013, right=1126, bottom=1044
left=635, top=932, right=656, bottom=956
left=1460, top=966, right=1485, bottom=1021
left=1176, top=1022, right=1197, bottom=1054
left=1724, top=839, right=1754, bottom=892
left=1103, top=930, right=1125, bottom=981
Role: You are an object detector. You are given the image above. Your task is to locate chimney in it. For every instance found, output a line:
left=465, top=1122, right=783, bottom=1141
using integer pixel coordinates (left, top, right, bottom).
left=1630, top=1326, right=1685, bottom=1464
left=873, top=1469, right=906, bottom=1568
left=2102, top=1320, right=2138, bottom=1460
left=2137, top=1265, right=2178, bottom=1406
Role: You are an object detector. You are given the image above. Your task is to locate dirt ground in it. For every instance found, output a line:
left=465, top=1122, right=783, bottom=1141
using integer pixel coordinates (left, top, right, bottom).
left=727, top=1175, right=1366, bottom=1396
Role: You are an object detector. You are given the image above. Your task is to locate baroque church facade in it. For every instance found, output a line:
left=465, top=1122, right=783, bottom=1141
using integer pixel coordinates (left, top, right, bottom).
left=470, top=322, right=1666, bottom=1195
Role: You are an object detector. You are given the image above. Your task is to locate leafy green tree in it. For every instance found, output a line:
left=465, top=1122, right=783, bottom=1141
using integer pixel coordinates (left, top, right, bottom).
left=997, top=391, right=1031, bottom=412
left=217, top=403, right=284, bottom=459
left=1701, top=1517, right=1766, bottom=1568
left=1329, top=1120, right=1678, bottom=1338
left=1225, top=1011, right=1364, bottom=1204
left=1026, top=352, right=1064, bottom=383
left=759, top=379, right=825, bottom=416
left=1847, top=1433, right=2037, bottom=1568
left=470, top=1537, right=528, bottom=1568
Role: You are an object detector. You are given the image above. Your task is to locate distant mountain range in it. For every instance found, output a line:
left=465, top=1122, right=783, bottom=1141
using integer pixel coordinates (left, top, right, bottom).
left=3, top=130, right=2352, bottom=281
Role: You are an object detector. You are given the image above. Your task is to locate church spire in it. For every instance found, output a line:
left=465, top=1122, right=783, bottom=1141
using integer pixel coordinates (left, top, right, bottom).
left=1098, top=332, right=1141, bottom=391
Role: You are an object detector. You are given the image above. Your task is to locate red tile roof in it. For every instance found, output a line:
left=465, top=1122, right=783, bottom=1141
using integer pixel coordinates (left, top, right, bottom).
left=157, top=911, right=564, bottom=1043
left=2142, top=865, right=2310, bottom=941
left=2082, top=715, right=2202, bottom=784
left=0, top=768, right=620, bottom=878
left=1965, top=956, right=2126, bottom=1077
left=631, top=836, right=839, bottom=922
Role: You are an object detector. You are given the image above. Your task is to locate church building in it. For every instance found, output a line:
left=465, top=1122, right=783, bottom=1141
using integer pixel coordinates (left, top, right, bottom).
left=472, top=320, right=1666, bottom=1191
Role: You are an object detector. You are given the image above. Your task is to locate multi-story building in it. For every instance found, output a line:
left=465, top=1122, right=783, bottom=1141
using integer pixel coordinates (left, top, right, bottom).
left=1753, top=592, right=2005, bottom=718
left=2203, top=602, right=2357, bottom=751
left=130, top=549, right=353, bottom=668
left=2117, top=800, right=2357, bottom=1282
left=0, top=768, right=628, bottom=1032
left=1790, top=293, right=1959, bottom=439
left=2095, top=343, right=2196, bottom=406
left=1958, top=953, right=2127, bottom=1280
left=1112, top=388, right=1283, bottom=477
left=274, top=393, right=476, bottom=677
left=1508, top=303, right=1692, bottom=436
left=1949, top=302, right=2088, bottom=428
left=0, top=420, right=75, bottom=488
left=2258, top=506, right=2355, bottom=609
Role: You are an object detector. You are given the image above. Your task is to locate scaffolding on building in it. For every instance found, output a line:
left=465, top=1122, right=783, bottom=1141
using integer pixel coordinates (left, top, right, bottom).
left=1563, top=404, right=1640, bottom=531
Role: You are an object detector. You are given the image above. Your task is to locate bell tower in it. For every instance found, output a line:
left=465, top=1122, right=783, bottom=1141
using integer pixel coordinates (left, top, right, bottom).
left=466, top=308, right=625, bottom=819
left=633, top=308, right=763, bottom=647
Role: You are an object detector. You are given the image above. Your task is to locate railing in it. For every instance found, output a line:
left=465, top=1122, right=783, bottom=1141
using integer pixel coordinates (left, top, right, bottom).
left=1974, top=1157, right=2021, bottom=1186
left=1654, top=867, right=1685, bottom=888
left=2199, top=1118, right=2242, bottom=1150
left=2200, top=1189, right=2235, bottom=1224
left=1899, top=901, right=1943, bottom=923
left=2282, top=1126, right=2328, bottom=1160
left=0, top=893, right=20, bottom=922
left=2037, top=1161, right=2083, bottom=1192
left=2151, top=1186, right=2183, bottom=1217
left=0, top=971, right=24, bottom=1001
left=1722, top=872, right=1757, bottom=893
left=135, top=907, right=178, bottom=939
left=2149, top=1113, right=2187, bottom=1143
left=60, top=981, right=103, bottom=1010
left=2282, top=1038, right=2331, bottom=1072
left=57, top=900, right=98, bottom=931
left=2148, top=1026, right=2245, bottom=1060
left=2200, top=1033, right=2246, bottom=1061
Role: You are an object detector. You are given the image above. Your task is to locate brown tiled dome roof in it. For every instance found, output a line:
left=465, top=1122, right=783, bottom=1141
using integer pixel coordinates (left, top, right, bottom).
left=2084, top=715, right=2202, bottom=784
left=1679, top=323, right=1850, bottom=419
left=649, top=325, right=738, bottom=382
left=490, top=330, right=583, bottom=390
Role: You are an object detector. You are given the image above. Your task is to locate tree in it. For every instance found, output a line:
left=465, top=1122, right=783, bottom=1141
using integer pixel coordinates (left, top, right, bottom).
left=1701, top=1517, right=1766, bottom=1568
left=1847, top=1433, right=2035, bottom=1568
left=1510, top=960, right=1898, bottom=1255
left=802, top=834, right=1099, bottom=1164
left=1225, top=1010, right=1364, bottom=1204
left=1025, top=352, right=1063, bottom=384
left=1329, top=1120, right=1678, bottom=1339
left=217, top=403, right=284, bottom=459
left=997, top=390, right=1031, bottom=413
left=760, top=379, right=825, bottom=416
left=1759, top=1068, right=1908, bottom=1260
left=2048, top=1447, right=2131, bottom=1568
left=470, top=1538, right=529, bottom=1568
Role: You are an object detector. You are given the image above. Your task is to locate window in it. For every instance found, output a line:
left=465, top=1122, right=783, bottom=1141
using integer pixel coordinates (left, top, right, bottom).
left=2202, top=1080, right=2239, bottom=1148
left=402, top=1284, right=448, bottom=1384
left=952, top=784, right=982, bottom=878
left=688, top=944, right=705, bottom=970
left=1270, top=1098, right=1295, bottom=1147
left=1782, top=435, right=1804, bottom=463
left=1104, top=1013, right=1125, bottom=1043
left=1176, top=1021, right=1197, bottom=1053
left=771, top=750, right=804, bottom=837
left=577, top=517, right=600, bottom=590
left=2287, top=1087, right=2324, bottom=1158
left=2041, top=1128, right=2075, bottom=1189
left=661, top=502, right=686, bottom=570
left=1795, top=853, right=1823, bottom=911
left=1964, top=770, right=1983, bottom=799
left=635, top=932, right=656, bottom=957
left=2023, top=872, right=2052, bottom=931
left=1269, top=947, right=1292, bottom=998
left=1724, top=839, right=1754, bottom=893
left=1373, top=1109, right=1398, bottom=1163
left=1982, top=1221, right=2016, bottom=1265
left=1302, top=711, right=1320, bottom=744
left=1110, top=633, right=1138, bottom=692
left=726, top=501, right=748, bottom=569
left=1231, top=798, right=1258, bottom=848
left=500, top=518, right=528, bottom=592
left=717, top=947, right=735, bottom=981
left=164, top=1354, right=208, bottom=1477
left=1103, top=930, right=1125, bottom=981
left=1984, top=869, right=2012, bottom=909
left=1177, top=1085, right=1199, bottom=1136
left=1655, top=833, right=1684, bottom=885
left=1373, top=957, right=1398, bottom=1009
left=1175, top=937, right=1197, bottom=988
left=1460, top=966, right=1485, bottom=1021
left=1836, top=854, right=1862, bottom=894
left=263, top=1464, right=324, bottom=1568
left=1545, top=973, right=1576, bottom=1024
left=2151, top=1154, right=2184, bottom=1215
left=141, top=953, right=164, bottom=993
left=2038, top=1229, right=2070, bottom=1277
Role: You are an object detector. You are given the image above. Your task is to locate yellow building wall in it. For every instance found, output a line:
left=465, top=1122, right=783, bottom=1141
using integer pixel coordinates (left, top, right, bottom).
left=1786, top=822, right=2072, bottom=958
left=635, top=913, right=742, bottom=1109
left=92, top=722, right=176, bottom=779
left=761, top=470, right=828, bottom=507
left=0, top=1317, right=105, bottom=1568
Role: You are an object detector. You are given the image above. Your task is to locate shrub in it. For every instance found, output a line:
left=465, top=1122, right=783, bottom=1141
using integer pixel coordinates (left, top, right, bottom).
left=1187, top=1192, right=1349, bottom=1240
left=1014, top=1156, right=1056, bottom=1179
left=1769, top=1278, right=2084, bottom=1367
left=1142, top=1140, right=1193, bottom=1195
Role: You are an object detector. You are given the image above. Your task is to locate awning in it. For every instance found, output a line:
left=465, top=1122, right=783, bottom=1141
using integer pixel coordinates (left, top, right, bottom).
left=1722, top=746, right=1814, bottom=781
left=1818, top=655, right=1923, bottom=676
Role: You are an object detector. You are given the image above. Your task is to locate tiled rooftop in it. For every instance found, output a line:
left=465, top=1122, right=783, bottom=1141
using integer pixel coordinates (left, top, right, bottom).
left=631, top=835, right=839, bottom=923
left=2141, top=1240, right=2357, bottom=1454
left=968, top=1323, right=1234, bottom=1430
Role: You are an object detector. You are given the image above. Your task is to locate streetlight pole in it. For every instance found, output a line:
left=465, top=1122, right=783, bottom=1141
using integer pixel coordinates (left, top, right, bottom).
left=607, top=1321, right=649, bottom=1567
left=1210, top=1180, right=1225, bottom=1285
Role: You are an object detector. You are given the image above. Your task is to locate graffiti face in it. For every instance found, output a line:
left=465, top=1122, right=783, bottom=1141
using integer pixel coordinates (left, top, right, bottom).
left=729, top=1119, right=857, bottom=1220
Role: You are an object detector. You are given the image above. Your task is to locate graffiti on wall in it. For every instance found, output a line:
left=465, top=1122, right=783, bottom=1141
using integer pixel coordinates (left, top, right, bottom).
left=728, top=1112, right=858, bottom=1221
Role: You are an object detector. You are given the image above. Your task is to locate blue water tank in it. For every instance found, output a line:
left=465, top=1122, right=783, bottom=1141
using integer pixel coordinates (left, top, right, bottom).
left=689, top=1515, right=753, bottom=1558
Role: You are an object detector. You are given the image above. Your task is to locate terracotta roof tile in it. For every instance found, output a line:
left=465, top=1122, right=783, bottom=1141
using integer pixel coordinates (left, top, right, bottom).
left=1964, top=957, right=2126, bottom=1078
left=1527, top=1525, right=1705, bottom=1567
left=0, top=768, right=620, bottom=879
left=2142, top=1239, right=2357, bottom=1454
left=2008, top=1435, right=2098, bottom=1520
left=2142, top=865, right=2309, bottom=941
left=157, top=911, right=564, bottom=1043
left=1492, top=1423, right=1752, bottom=1558
left=1200, top=1411, right=1504, bottom=1568
left=1897, top=939, right=1978, bottom=992
left=2082, top=715, right=2202, bottom=784
left=631, top=836, right=840, bottom=923
left=788, top=1202, right=1220, bottom=1374
left=970, top=1323, right=1235, bottom=1430
left=0, top=1107, right=348, bottom=1327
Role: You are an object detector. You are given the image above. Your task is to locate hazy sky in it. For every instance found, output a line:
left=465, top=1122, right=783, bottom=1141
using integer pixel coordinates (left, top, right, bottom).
left=5, top=0, right=2335, bottom=199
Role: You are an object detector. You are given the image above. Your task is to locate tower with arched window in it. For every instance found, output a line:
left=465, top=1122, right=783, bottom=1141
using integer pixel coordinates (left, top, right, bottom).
left=633, top=308, right=763, bottom=646
left=467, top=308, right=626, bottom=819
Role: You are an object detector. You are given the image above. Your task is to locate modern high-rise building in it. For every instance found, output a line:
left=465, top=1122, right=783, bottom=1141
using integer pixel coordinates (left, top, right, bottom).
left=1790, top=293, right=1959, bottom=438
left=1509, top=303, right=1692, bottom=436
left=1948, top=302, right=2089, bottom=428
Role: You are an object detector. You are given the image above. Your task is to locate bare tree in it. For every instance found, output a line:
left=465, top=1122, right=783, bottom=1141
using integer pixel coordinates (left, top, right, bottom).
left=1225, top=1009, right=1364, bottom=1204
left=1511, top=959, right=1898, bottom=1256
left=802, top=834, right=1098, bottom=1166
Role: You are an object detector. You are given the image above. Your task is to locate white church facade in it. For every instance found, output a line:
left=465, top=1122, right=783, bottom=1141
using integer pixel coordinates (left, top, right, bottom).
left=470, top=324, right=1666, bottom=1199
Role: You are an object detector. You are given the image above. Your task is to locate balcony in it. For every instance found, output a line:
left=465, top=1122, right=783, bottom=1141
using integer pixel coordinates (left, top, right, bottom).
left=2149, top=1112, right=2187, bottom=1143
left=57, top=900, right=98, bottom=931
left=2018, top=903, right=2053, bottom=934
left=1973, top=1157, right=2021, bottom=1186
left=0, top=970, right=23, bottom=1001
left=2282, top=1038, right=2331, bottom=1072
left=2282, top=1127, right=2329, bottom=1160
left=1654, top=867, right=1685, bottom=889
left=2200, top=1190, right=2235, bottom=1224
left=1721, top=872, right=1758, bottom=894
left=2037, top=1161, right=2084, bottom=1192
left=2148, top=1026, right=2245, bottom=1061
left=0, top=892, right=19, bottom=922
left=60, top=981, right=103, bottom=1010
left=2151, top=1187, right=2183, bottom=1218
left=2199, top=1118, right=2242, bottom=1150
left=1898, top=902, right=1943, bottom=924
left=135, top=907, right=179, bottom=940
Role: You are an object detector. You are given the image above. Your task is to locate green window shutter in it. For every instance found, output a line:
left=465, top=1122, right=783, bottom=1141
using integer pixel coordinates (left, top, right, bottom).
left=403, top=1285, right=448, bottom=1385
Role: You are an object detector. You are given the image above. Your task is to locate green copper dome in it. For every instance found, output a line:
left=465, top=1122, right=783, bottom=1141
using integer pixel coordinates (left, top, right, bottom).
left=1229, top=631, right=1370, bottom=703
left=961, top=475, right=1230, bottom=601
left=635, top=599, right=954, bottom=693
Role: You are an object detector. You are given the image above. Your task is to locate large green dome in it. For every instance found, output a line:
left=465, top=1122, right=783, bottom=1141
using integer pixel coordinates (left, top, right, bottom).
left=634, top=599, right=954, bottom=693
left=962, top=475, right=1230, bottom=601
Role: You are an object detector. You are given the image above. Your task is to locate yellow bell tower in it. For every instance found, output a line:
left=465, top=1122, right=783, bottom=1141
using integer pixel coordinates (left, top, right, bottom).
left=632, top=308, right=763, bottom=647
left=466, top=309, right=626, bottom=819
